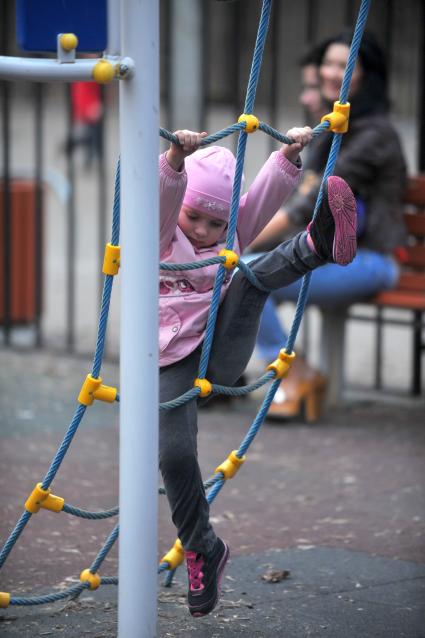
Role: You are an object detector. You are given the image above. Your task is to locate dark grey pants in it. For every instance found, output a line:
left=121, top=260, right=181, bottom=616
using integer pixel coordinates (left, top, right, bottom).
left=159, top=232, right=322, bottom=555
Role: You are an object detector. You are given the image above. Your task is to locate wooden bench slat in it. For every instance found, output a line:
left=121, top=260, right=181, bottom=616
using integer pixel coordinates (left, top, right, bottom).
left=398, top=271, right=425, bottom=292
left=373, top=289, right=425, bottom=310
left=404, top=245, right=425, bottom=268
left=403, top=175, right=425, bottom=206
left=403, top=212, right=425, bottom=238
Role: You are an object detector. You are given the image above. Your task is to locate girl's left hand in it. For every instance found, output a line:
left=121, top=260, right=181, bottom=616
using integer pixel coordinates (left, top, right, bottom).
left=281, top=126, right=313, bottom=163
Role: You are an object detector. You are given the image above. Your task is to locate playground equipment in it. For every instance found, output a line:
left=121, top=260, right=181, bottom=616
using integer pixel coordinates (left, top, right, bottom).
left=0, top=0, right=372, bottom=635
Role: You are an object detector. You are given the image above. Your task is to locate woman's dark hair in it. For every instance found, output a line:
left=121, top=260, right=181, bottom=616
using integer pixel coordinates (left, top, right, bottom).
left=298, top=43, right=322, bottom=68
left=315, top=30, right=390, bottom=117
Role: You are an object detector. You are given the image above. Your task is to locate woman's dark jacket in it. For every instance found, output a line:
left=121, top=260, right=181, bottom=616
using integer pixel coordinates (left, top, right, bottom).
left=286, top=112, right=407, bottom=254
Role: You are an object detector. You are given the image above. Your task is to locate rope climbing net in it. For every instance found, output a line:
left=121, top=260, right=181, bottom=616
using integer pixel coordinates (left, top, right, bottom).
left=0, top=0, right=372, bottom=609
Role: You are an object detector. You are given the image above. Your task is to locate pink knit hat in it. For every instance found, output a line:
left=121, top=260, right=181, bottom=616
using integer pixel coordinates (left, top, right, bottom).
left=183, top=146, right=243, bottom=222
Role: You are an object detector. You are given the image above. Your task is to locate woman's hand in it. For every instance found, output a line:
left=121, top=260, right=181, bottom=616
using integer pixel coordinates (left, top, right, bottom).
left=166, top=129, right=208, bottom=171
left=281, top=126, right=313, bottom=164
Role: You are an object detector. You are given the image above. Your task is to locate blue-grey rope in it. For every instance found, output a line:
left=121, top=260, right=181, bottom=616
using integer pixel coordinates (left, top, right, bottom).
left=62, top=504, right=119, bottom=519
left=101, top=577, right=118, bottom=585
left=0, top=510, right=32, bottom=569
left=236, top=259, right=271, bottom=292
left=160, top=256, right=225, bottom=271
left=0, top=162, right=123, bottom=570
left=159, top=122, right=245, bottom=147
left=9, top=577, right=118, bottom=606
left=91, top=275, right=114, bottom=378
left=89, top=524, right=119, bottom=574
left=111, top=158, right=120, bottom=246
left=212, top=370, right=275, bottom=396
left=159, top=387, right=200, bottom=411
left=41, top=404, right=87, bottom=490
left=260, top=119, right=329, bottom=144
left=284, top=0, right=371, bottom=355
left=10, top=583, right=87, bottom=606
left=244, top=0, right=272, bottom=114
left=339, top=1, right=371, bottom=103
left=196, top=0, right=273, bottom=380
left=92, top=159, right=121, bottom=377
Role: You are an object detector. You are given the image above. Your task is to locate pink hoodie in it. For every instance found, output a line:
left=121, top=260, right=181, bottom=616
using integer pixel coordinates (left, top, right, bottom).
left=159, top=150, right=301, bottom=367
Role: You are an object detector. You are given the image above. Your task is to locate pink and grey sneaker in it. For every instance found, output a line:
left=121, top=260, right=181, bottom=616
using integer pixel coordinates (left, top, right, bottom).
left=186, top=537, right=230, bottom=617
left=307, top=175, right=357, bottom=266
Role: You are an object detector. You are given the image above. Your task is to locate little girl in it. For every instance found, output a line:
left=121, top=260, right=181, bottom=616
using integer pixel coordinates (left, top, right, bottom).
left=159, top=129, right=357, bottom=617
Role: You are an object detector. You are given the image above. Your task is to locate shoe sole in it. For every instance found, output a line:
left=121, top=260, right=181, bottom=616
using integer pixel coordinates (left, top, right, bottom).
left=326, top=175, right=357, bottom=266
left=190, top=542, right=230, bottom=617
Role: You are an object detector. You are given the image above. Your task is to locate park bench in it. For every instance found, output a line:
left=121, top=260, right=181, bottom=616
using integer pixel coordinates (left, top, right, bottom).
left=320, top=174, right=425, bottom=405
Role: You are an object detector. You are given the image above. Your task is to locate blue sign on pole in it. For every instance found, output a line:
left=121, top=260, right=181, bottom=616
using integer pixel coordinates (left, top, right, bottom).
left=16, top=0, right=107, bottom=52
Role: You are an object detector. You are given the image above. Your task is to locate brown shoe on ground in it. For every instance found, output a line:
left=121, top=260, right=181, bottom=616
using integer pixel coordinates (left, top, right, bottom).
left=267, top=357, right=327, bottom=423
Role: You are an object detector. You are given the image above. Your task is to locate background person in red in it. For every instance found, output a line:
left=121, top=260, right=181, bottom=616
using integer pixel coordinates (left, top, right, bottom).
left=65, top=81, right=103, bottom=168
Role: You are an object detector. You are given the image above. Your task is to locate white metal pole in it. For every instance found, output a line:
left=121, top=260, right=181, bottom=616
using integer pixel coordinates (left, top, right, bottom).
left=107, top=0, right=121, bottom=56
left=170, top=0, right=203, bottom=132
left=118, top=0, right=159, bottom=636
left=0, top=56, right=118, bottom=82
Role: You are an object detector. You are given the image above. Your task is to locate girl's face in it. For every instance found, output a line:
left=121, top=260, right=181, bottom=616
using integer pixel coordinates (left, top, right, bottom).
left=320, top=43, right=363, bottom=103
left=178, top=206, right=227, bottom=249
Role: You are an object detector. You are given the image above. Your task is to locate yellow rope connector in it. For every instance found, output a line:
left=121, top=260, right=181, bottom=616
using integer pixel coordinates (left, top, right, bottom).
left=194, top=378, right=212, bottom=398
left=25, top=483, right=50, bottom=513
left=321, top=100, right=350, bottom=133
left=218, top=249, right=239, bottom=270
left=160, top=538, right=185, bottom=570
left=80, top=569, right=101, bottom=590
left=92, top=59, right=116, bottom=84
left=238, top=113, right=259, bottom=133
left=267, top=349, right=296, bottom=379
left=42, top=493, right=65, bottom=513
left=102, top=243, right=121, bottom=275
left=0, top=592, right=10, bottom=608
left=59, top=33, right=78, bottom=51
left=215, top=449, right=246, bottom=480
left=78, top=374, right=117, bottom=406
left=25, top=482, right=65, bottom=514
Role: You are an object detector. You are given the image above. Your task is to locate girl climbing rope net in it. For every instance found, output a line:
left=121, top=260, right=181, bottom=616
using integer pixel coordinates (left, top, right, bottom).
left=159, top=127, right=357, bottom=616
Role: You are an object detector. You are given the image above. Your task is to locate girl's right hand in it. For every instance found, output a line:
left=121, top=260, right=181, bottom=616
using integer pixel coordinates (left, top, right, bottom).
left=166, top=129, right=208, bottom=171
left=281, top=126, right=313, bottom=164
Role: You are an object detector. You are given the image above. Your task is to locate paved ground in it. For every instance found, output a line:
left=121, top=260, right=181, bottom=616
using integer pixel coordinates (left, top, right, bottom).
left=0, top=348, right=424, bottom=637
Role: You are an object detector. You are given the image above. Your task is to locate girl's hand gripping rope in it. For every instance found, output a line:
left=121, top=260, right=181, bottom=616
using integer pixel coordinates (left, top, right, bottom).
left=281, top=126, right=313, bottom=164
left=166, top=129, right=208, bottom=171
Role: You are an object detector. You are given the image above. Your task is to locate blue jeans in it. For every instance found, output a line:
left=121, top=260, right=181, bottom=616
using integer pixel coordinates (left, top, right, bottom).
left=244, top=249, right=400, bottom=361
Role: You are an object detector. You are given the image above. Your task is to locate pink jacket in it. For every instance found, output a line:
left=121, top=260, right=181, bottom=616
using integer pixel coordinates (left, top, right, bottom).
left=159, top=151, right=302, bottom=367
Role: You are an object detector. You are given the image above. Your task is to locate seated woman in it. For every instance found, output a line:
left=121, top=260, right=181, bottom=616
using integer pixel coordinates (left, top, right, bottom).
left=247, top=30, right=408, bottom=421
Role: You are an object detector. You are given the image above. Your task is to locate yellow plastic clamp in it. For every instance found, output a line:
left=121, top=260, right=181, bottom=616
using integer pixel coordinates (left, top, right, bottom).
left=25, top=482, right=51, bottom=513
left=103, top=243, right=121, bottom=275
left=41, top=492, right=65, bottom=513
left=194, top=378, right=212, bottom=398
left=80, top=569, right=101, bottom=590
left=218, top=249, right=239, bottom=270
left=267, top=349, right=296, bottom=379
left=92, top=60, right=116, bottom=84
left=238, top=113, right=260, bottom=133
left=160, top=538, right=185, bottom=570
left=78, top=374, right=117, bottom=406
left=321, top=100, right=350, bottom=133
left=59, top=33, right=78, bottom=51
left=0, top=592, right=10, bottom=608
left=215, top=449, right=246, bottom=480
